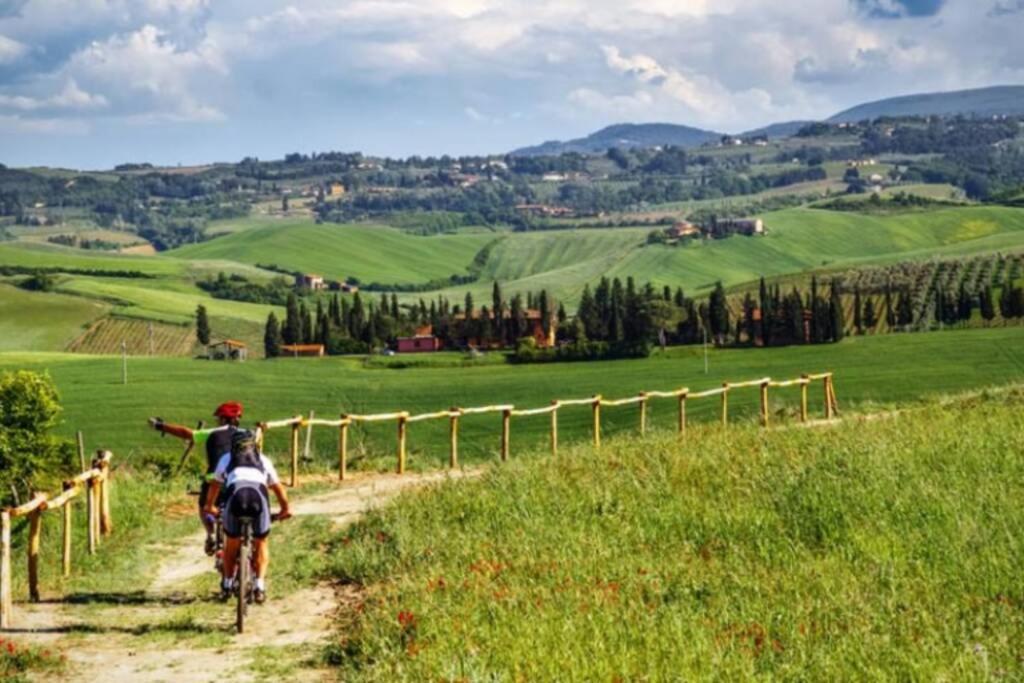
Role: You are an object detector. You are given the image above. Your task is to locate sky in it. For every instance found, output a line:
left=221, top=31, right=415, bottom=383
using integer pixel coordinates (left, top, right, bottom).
left=0, top=0, right=1021, bottom=169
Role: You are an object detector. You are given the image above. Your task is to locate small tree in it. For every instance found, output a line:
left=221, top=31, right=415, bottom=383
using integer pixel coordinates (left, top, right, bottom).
left=196, top=304, right=211, bottom=345
left=0, top=371, right=74, bottom=505
left=264, top=312, right=282, bottom=358
left=829, top=280, right=845, bottom=342
left=281, top=194, right=289, bottom=213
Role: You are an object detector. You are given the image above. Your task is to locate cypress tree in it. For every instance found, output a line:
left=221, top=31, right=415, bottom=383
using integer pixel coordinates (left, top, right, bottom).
left=557, top=302, right=567, bottom=324
left=318, top=312, right=332, bottom=350
left=539, top=290, right=551, bottom=336
left=350, top=292, right=365, bottom=339
left=577, top=285, right=599, bottom=340
left=264, top=312, right=282, bottom=358
left=708, top=281, right=730, bottom=345
left=283, top=292, right=300, bottom=345
left=492, top=282, right=505, bottom=342
left=391, top=294, right=400, bottom=321
left=195, top=304, right=211, bottom=345
left=829, top=280, right=845, bottom=342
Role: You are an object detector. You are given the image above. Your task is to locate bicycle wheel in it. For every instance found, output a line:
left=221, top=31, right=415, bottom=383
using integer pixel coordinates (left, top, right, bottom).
left=236, top=521, right=251, bottom=634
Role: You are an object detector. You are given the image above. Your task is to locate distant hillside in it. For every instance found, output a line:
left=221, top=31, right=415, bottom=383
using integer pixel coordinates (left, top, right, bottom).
left=829, top=85, right=1024, bottom=122
left=739, top=120, right=815, bottom=139
left=511, top=123, right=721, bottom=157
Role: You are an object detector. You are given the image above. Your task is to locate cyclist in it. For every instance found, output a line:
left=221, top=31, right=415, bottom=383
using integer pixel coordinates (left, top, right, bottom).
left=203, top=429, right=291, bottom=604
left=148, top=401, right=244, bottom=555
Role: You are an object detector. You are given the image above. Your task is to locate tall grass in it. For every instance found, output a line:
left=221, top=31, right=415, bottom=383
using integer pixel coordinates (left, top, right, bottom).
left=326, top=390, right=1024, bottom=680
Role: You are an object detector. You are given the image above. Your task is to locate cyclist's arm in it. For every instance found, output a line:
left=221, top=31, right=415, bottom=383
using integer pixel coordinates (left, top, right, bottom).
left=149, top=418, right=194, bottom=442
left=203, top=480, right=222, bottom=515
left=269, top=482, right=291, bottom=519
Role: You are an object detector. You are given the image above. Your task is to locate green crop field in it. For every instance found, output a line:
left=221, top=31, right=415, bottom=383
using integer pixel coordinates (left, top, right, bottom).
left=0, top=282, right=108, bottom=351
left=327, top=389, right=1024, bottom=679
left=3, top=326, right=1022, bottom=470
left=170, top=221, right=496, bottom=285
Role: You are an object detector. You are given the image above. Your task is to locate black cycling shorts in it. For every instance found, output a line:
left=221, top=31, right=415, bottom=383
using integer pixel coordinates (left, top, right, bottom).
left=222, top=483, right=271, bottom=539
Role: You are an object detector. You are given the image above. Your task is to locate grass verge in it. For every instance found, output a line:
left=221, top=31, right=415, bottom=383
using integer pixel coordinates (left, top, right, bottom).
left=324, top=388, right=1024, bottom=680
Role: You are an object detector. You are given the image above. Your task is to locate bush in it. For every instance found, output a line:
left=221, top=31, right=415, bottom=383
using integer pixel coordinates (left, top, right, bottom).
left=0, top=371, right=75, bottom=506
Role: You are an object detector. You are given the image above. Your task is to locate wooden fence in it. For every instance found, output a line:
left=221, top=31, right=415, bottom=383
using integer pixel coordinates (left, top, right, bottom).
left=260, top=372, right=839, bottom=486
left=0, top=450, right=113, bottom=629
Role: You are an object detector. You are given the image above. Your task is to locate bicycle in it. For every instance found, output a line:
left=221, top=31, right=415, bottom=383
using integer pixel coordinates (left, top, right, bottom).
left=232, top=511, right=288, bottom=634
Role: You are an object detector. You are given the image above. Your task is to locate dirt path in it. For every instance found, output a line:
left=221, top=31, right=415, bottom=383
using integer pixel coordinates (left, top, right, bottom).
left=11, top=469, right=476, bottom=683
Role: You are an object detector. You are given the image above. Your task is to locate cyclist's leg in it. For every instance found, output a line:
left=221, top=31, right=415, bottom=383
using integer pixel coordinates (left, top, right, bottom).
left=253, top=537, right=269, bottom=580
left=198, top=480, right=214, bottom=533
left=223, top=535, right=242, bottom=581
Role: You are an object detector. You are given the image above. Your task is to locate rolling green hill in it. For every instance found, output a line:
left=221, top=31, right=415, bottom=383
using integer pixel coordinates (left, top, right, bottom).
left=170, top=221, right=496, bottom=285
left=0, top=282, right=109, bottom=351
left=425, top=206, right=1024, bottom=306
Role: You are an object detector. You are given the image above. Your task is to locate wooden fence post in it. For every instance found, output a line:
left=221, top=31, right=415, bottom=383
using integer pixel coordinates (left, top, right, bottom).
left=677, top=391, right=688, bottom=435
left=550, top=401, right=559, bottom=457
left=828, top=376, right=839, bottom=417
left=62, top=482, right=73, bottom=577
left=289, top=417, right=301, bottom=487
left=449, top=409, right=460, bottom=469
left=823, top=376, right=833, bottom=420
left=95, top=451, right=112, bottom=536
left=501, top=409, right=511, bottom=462
left=338, top=416, right=349, bottom=482
left=86, top=475, right=97, bottom=555
left=721, top=384, right=729, bottom=426
left=800, top=375, right=809, bottom=423
left=760, top=380, right=770, bottom=428
left=27, top=495, right=45, bottom=602
left=397, top=414, right=408, bottom=474
left=639, top=393, right=648, bottom=436
left=1, top=510, right=11, bottom=628
left=592, top=396, right=602, bottom=449
left=304, top=410, right=316, bottom=463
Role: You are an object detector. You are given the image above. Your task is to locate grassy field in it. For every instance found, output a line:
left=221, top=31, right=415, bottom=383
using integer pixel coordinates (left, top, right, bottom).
left=0, top=282, right=108, bottom=351
left=170, top=221, right=496, bottom=285
left=2, top=326, right=1022, bottom=472
left=327, top=389, right=1024, bottom=679
left=426, top=205, right=1024, bottom=306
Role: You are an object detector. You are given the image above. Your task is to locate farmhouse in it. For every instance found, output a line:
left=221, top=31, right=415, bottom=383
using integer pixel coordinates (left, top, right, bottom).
left=396, top=326, right=442, bottom=353
left=295, top=273, right=326, bottom=290
left=453, top=309, right=556, bottom=349
left=327, top=182, right=346, bottom=197
left=668, top=221, right=701, bottom=240
left=206, top=339, right=248, bottom=361
left=280, top=344, right=325, bottom=357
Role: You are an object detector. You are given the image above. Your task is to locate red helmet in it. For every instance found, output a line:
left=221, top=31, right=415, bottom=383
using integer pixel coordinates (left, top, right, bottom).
left=213, top=401, right=243, bottom=420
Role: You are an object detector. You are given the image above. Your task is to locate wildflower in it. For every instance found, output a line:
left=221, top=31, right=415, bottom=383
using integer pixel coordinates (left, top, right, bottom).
left=398, top=611, right=416, bottom=630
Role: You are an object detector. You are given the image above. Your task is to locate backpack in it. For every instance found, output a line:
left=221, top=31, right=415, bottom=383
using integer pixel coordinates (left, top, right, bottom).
left=226, top=431, right=265, bottom=474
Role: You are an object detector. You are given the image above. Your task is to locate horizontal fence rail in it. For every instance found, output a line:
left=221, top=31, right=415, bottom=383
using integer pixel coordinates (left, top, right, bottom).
left=1, top=450, right=114, bottom=630
left=259, top=372, right=838, bottom=486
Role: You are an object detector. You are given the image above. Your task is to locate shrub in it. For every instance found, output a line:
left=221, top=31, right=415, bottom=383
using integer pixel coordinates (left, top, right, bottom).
left=0, top=371, right=75, bottom=506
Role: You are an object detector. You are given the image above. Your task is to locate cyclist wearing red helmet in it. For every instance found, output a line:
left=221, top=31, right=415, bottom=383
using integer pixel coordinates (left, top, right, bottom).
left=148, top=401, right=244, bottom=555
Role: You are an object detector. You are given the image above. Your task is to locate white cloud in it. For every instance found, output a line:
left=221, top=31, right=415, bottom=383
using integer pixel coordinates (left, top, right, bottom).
left=0, top=79, right=108, bottom=111
left=464, top=105, right=485, bottom=121
left=62, top=24, right=225, bottom=122
left=0, top=33, right=26, bottom=63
